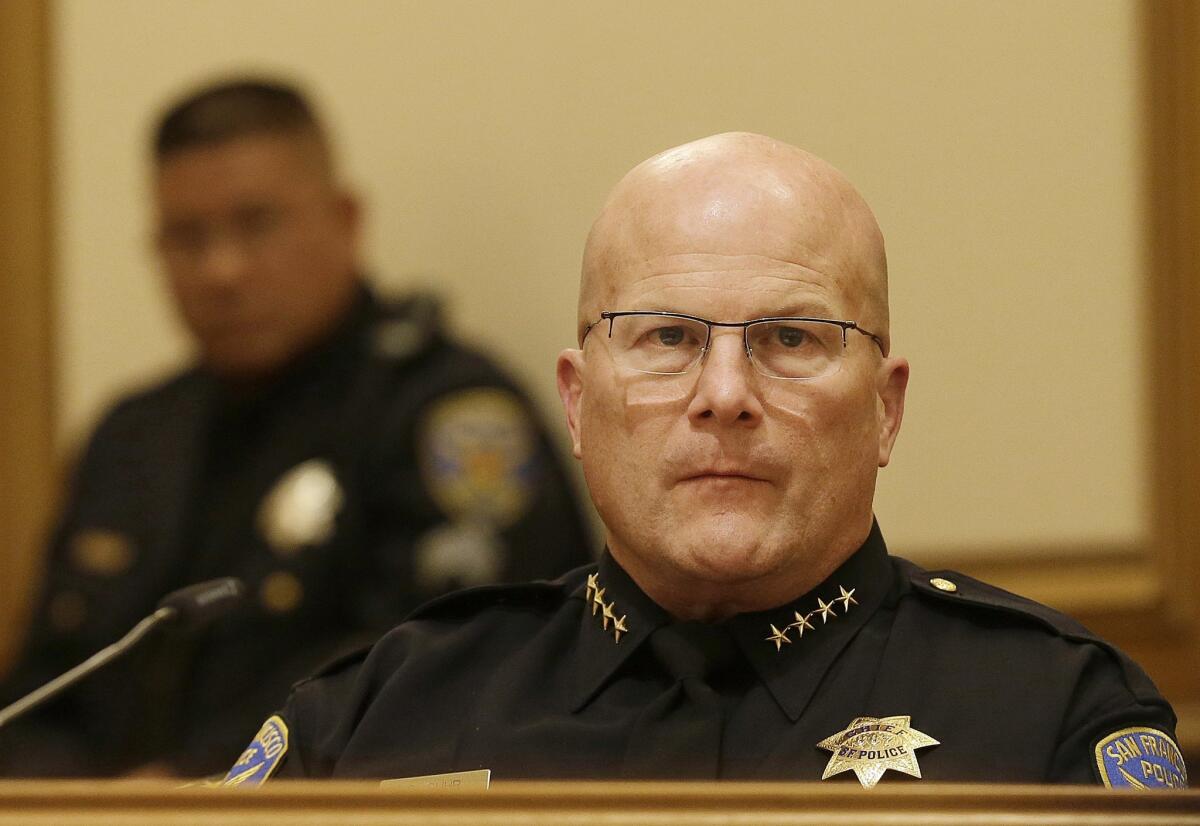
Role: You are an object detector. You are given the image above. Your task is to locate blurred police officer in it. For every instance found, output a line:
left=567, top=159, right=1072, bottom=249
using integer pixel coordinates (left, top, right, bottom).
left=235, top=132, right=1183, bottom=788
left=0, top=78, right=593, bottom=777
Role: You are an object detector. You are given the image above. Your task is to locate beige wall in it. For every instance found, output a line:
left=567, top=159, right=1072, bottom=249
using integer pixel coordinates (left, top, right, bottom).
left=54, top=0, right=1148, bottom=563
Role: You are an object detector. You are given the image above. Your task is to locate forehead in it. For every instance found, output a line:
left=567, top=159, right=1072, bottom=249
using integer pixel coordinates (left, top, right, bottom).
left=611, top=255, right=847, bottom=321
left=154, top=134, right=326, bottom=214
left=599, top=199, right=869, bottom=321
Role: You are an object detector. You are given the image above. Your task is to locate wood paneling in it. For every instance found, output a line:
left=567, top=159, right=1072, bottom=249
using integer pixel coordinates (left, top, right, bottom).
left=1136, top=0, right=1200, bottom=752
left=0, top=0, right=55, bottom=676
left=929, top=0, right=1200, bottom=752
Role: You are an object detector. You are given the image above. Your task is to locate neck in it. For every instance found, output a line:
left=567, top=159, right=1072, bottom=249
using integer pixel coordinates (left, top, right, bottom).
left=607, top=530, right=868, bottom=622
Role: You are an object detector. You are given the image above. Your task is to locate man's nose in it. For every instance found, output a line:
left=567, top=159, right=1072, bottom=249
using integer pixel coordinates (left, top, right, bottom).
left=196, top=234, right=252, bottom=289
left=685, top=330, right=765, bottom=427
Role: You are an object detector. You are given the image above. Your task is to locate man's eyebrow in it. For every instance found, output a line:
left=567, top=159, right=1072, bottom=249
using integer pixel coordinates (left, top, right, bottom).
left=763, top=300, right=841, bottom=319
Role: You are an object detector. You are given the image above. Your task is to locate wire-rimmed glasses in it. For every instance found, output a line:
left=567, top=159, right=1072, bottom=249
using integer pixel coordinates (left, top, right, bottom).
left=581, top=310, right=885, bottom=380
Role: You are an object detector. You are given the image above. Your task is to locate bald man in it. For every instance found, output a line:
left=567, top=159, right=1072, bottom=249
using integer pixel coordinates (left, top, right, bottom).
left=228, top=134, right=1182, bottom=788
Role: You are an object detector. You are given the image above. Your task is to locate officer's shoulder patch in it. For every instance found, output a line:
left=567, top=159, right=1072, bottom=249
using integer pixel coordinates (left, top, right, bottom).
left=221, top=715, right=289, bottom=787
left=1094, top=727, right=1187, bottom=788
left=417, top=387, right=540, bottom=529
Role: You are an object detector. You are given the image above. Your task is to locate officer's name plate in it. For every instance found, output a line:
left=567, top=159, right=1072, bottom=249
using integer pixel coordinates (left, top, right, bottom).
left=380, top=769, right=491, bottom=791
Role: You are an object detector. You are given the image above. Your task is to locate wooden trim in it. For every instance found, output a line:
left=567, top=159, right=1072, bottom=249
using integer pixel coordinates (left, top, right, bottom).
left=0, top=0, right=55, bottom=675
left=0, top=781, right=1197, bottom=824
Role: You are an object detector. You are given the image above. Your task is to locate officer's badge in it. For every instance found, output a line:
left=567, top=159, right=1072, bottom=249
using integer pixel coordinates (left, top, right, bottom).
left=221, top=715, right=289, bottom=787
left=418, top=389, right=538, bottom=528
left=1094, top=727, right=1187, bottom=789
left=257, top=459, right=344, bottom=555
left=817, top=715, right=939, bottom=788
left=70, top=529, right=134, bottom=576
left=414, top=522, right=503, bottom=591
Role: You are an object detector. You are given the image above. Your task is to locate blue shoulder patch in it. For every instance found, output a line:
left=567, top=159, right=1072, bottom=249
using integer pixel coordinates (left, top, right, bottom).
left=1094, top=727, right=1187, bottom=789
left=221, top=715, right=289, bottom=787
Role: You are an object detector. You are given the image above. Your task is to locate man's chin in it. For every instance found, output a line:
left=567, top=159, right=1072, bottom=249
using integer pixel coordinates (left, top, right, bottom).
left=671, top=523, right=778, bottom=582
left=202, top=341, right=290, bottom=381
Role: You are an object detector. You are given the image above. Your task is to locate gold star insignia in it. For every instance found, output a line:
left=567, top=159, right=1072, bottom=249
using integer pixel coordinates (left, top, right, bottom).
left=765, top=623, right=792, bottom=651
left=787, top=611, right=814, bottom=637
left=591, top=587, right=606, bottom=616
left=585, top=572, right=599, bottom=601
left=837, top=585, right=857, bottom=611
left=817, top=715, right=940, bottom=788
left=612, top=614, right=628, bottom=643
left=601, top=601, right=616, bottom=630
left=816, top=597, right=837, bottom=623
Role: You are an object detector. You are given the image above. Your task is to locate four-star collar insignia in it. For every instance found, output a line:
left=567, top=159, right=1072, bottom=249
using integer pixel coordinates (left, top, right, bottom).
left=585, top=572, right=629, bottom=643
left=764, top=584, right=857, bottom=651
left=817, top=715, right=939, bottom=788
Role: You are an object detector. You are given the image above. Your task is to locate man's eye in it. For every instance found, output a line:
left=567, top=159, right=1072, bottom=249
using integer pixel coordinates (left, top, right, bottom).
left=652, top=326, right=686, bottom=347
left=161, top=224, right=206, bottom=254
left=775, top=326, right=810, bottom=347
left=235, top=206, right=283, bottom=237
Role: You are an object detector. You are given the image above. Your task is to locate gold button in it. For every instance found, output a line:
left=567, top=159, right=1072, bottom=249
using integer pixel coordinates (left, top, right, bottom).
left=70, top=529, right=135, bottom=576
left=260, top=571, right=304, bottom=614
left=930, top=577, right=958, bottom=593
left=48, top=591, right=87, bottom=632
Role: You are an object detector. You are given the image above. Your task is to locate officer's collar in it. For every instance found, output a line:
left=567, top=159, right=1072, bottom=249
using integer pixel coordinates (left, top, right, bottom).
left=567, top=521, right=895, bottom=719
left=725, top=520, right=894, bottom=721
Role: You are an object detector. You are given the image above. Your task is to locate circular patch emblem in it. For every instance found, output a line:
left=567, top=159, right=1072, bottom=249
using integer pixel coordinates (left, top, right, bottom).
left=1095, top=727, right=1187, bottom=788
left=418, top=389, right=539, bottom=528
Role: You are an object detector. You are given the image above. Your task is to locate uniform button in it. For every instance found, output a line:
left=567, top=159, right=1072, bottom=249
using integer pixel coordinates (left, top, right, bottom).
left=260, top=571, right=304, bottom=614
left=48, top=591, right=88, bottom=631
left=930, top=577, right=958, bottom=593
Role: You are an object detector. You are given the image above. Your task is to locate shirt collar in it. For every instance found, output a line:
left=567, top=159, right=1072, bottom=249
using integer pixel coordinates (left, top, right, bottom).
left=568, top=521, right=895, bottom=719
left=725, top=520, right=894, bottom=721
left=569, top=551, right=669, bottom=712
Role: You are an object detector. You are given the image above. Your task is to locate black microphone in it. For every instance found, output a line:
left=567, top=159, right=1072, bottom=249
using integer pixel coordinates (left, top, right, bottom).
left=156, top=577, right=247, bottom=633
left=0, top=577, right=247, bottom=730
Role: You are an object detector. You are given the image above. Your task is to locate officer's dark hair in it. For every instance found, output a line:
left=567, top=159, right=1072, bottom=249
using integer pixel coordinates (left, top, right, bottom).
left=153, top=77, right=330, bottom=164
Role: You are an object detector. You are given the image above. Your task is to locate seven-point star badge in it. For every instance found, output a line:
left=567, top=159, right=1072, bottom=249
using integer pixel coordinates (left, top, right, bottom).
left=816, top=715, right=939, bottom=788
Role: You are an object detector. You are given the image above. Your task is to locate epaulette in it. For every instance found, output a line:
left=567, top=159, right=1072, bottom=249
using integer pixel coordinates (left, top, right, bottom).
left=292, top=644, right=373, bottom=689
left=897, top=556, right=1172, bottom=729
left=896, top=556, right=1095, bottom=640
left=405, top=565, right=595, bottom=623
left=370, top=292, right=442, bottom=363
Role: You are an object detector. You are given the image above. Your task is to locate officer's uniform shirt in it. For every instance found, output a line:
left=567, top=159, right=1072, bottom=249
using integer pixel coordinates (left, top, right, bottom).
left=254, top=522, right=1183, bottom=787
left=0, top=284, right=593, bottom=777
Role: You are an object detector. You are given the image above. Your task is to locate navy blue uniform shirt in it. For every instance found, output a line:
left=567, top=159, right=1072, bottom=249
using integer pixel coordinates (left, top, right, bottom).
left=0, top=285, right=593, bottom=778
left=262, top=522, right=1182, bottom=787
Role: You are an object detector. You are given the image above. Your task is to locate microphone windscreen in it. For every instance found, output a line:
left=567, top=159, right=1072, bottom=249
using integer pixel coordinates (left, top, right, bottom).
left=156, top=577, right=247, bottom=632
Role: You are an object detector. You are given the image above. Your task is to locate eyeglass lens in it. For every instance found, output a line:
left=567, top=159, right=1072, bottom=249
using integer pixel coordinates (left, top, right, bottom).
left=605, top=314, right=846, bottom=379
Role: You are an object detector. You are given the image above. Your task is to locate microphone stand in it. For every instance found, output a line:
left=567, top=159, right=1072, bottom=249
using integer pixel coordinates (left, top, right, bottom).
left=0, top=606, right=175, bottom=731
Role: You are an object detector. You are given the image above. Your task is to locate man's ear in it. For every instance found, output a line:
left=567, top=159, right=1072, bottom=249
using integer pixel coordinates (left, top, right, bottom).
left=335, top=190, right=362, bottom=239
left=556, top=349, right=586, bottom=460
left=876, top=356, right=909, bottom=467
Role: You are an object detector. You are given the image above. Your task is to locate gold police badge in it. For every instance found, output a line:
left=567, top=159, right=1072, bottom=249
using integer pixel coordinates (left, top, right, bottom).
left=256, top=459, right=344, bottom=555
left=817, top=715, right=939, bottom=788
